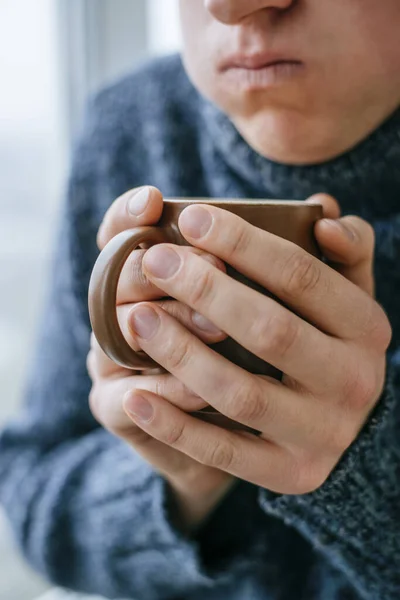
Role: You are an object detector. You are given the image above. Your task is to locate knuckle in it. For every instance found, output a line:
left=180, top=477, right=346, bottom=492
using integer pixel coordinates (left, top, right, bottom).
left=224, top=223, right=251, bottom=260
left=367, top=305, right=393, bottom=350
left=327, top=423, right=357, bottom=455
left=166, top=338, right=192, bottom=372
left=205, top=440, right=236, bottom=471
left=156, top=299, right=169, bottom=313
left=153, top=376, right=167, bottom=399
left=164, top=421, right=186, bottom=447
left=96, top=213, right=115, bottom=249
left=281, top=250, right=322, bottom=300
left=153, top=375, right=186, bottom=402
left=96, top=204, right=118, bottom=248
left=291, top=457, right=328, bottom=495
left=187, top=267, right=215, bottom=308
left=357, top=299, right=385, bottom=339
left=258, top=313, right=300, bottom=360
left=342, top=362, right=379, bottom=411
left=158, top=300, right=187, bottom=323
left=225, top=382, right=269, bottom=425
left=126, top=250, right=149, bottom=293
left=352, top=372, right=379, bottom=411
left=378, top=314, right=393, bottom=350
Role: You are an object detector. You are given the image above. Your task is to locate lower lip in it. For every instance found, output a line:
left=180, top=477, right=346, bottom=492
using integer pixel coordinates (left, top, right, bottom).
left=222, top=61, right=304, bottom=90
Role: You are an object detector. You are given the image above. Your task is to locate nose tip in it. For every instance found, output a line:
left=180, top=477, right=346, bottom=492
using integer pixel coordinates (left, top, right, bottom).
left=204, top=0, right=236, bottom=23
left=205, top=0, right=294, bottom=24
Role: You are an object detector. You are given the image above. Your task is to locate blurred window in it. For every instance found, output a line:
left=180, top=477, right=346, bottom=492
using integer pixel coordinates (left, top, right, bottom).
left=148, top=0, right=182, bottom=56
left=61, top=0, right=181, bottom=138
left=0, top=0, right=65, bottom=424
left=0, top=3, right=68, bottom=598
left=0, top=3, right=181, bottom=597
left=0, top=0, right=181, bottom=423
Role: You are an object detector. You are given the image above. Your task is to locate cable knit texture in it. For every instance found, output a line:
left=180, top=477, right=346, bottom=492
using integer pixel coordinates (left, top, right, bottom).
left=0, top=55, right=399, bottom=600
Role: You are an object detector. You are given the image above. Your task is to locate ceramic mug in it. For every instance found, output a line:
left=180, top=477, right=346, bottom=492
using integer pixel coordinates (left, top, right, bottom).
left=88, top=199, right=323, bottom=431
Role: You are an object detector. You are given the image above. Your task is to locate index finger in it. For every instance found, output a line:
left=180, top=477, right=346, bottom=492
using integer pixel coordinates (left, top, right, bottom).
left=97, top=186, right=164, bottom=249
left=178, top=205, right=381, bottom=341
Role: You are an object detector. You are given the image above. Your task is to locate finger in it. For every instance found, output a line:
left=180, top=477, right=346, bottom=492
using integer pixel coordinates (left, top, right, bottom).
left=90, top=375, right=209, bottom=481
left=177, top=204, right=380, bottom=341
left=89, top=331, right=337, bottom=453
left=92, top=379, right=207, bottom=479
left=128, top=302, right=341, bottom=440
left=124, top=390, right=304, bottom=494
left=116, top=247, right=226, bottom=304
left=117, top=296, right=226, bottom=354
left=89, top=332, right=166, bottom=379
left=116, top=247, right=227, bottom=347
left=305, top=193, right=341, bottom=220
left=120, top=421, right=198, bottom=484
left=315, top=216, right=375, bottom=296
left=141, top=248, right=340, bottom=390
left=88, top=333, right=128, bottom=379
left=97, top=186, right=164, bottom=249
left=90, top=371, right=208, bottom=434
left=155, top=299, right=225, bottom=339
left=122, top=392, right=234, bottom=492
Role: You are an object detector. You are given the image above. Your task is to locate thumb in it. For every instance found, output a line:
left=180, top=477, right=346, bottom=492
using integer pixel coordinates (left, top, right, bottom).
left=97, top=186, right=164, bottom=249
left=315, top=215, right=375, bottom=296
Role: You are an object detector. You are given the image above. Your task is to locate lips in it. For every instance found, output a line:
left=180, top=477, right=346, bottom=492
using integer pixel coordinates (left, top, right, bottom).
left=218, top=51, right=304, bottom=90
left=219, top=53, right=302, bottom=73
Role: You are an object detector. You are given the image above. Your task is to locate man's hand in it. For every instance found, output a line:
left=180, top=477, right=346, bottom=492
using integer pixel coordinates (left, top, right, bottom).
left=89, top=186, right=233, bottom=531
left=123, top=194, right=392, bottom=494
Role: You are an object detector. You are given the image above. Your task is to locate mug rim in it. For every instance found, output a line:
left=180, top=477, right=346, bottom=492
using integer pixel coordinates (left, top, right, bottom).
left=165, top=198, right=321, bottom=207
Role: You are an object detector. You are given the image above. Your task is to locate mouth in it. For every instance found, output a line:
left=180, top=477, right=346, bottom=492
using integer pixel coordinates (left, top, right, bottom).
left=219, top=53, right=304, bottom=89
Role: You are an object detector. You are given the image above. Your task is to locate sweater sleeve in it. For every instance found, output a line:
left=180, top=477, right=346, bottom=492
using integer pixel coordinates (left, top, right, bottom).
left=0, top=97, right=270, bottom=600
left=259, top=355, right=400, bottom=600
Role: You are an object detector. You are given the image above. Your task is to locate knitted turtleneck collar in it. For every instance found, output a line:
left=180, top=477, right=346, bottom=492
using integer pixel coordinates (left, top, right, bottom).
left=199, top=98, right=400, bottom=218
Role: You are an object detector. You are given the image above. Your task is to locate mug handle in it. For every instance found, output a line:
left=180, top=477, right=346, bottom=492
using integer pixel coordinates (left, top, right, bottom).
left=88, top=226, right=171, bottom=370
left=88, top=225, right=260, bottom=434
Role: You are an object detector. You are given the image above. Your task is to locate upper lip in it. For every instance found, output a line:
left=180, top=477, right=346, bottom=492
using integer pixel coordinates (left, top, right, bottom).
left=219, top=52, right=301, bottom=72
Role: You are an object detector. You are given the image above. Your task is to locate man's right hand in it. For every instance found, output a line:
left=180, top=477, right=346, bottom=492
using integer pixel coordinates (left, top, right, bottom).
left=88, top=186, right=234, bottom=532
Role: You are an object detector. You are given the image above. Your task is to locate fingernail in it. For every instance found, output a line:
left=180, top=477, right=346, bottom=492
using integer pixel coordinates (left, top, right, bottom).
left=128, top=187, right=150, bottom=216
left=192, top=312, right=222, bottom=335
left=130, top=305, right=160, bottom=339
left=144, top=246, right=181, bottom=279
left=180, top=206, right=213, bottom=239
left=125, top=393, right=154, bottom=423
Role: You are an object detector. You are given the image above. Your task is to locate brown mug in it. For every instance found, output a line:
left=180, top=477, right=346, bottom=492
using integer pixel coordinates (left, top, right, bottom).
left=88, top=199, right=322, bottom=431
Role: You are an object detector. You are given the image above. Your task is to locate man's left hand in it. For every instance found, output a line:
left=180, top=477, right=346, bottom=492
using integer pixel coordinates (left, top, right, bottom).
left=124, top=195, right=392, bottom=494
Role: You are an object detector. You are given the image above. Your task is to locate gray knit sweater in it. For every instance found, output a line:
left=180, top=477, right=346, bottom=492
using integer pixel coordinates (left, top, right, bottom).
left=1, top=55, right=400, bottom=600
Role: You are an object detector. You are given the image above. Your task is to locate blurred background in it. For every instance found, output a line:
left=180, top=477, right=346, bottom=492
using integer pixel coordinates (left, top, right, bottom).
left=0, top=1, right=181, bottom=598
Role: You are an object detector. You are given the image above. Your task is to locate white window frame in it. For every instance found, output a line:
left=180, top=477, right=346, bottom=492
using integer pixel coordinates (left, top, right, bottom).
left=57, top=0, right=149, bottom=141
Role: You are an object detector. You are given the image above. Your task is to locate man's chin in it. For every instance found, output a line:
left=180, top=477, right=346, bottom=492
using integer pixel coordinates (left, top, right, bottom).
left=231, top=111, right=344, bottom=167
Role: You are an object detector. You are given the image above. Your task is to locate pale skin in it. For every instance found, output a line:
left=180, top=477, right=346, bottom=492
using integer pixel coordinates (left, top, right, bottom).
left=88, top=0, right=398, bottom=531
left=180, top=0, right=400, bottom=164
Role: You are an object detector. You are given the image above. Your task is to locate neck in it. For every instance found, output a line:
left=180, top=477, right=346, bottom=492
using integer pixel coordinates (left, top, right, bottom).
left=200, top=98, right=400, bottom=218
